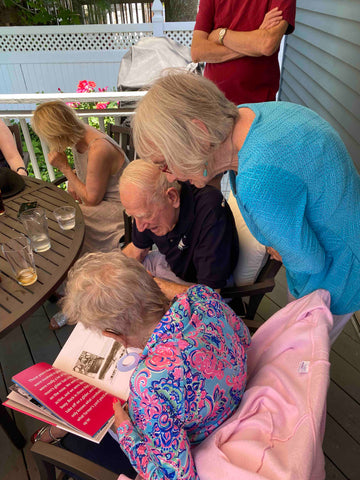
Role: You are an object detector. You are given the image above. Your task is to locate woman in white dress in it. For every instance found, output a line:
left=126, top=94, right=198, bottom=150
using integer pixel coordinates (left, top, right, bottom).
left=32, top=100, right=127, bottom=253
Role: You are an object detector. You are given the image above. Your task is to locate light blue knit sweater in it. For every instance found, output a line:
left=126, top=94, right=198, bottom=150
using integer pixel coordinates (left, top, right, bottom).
left=231, top=101, right=360, bottom=315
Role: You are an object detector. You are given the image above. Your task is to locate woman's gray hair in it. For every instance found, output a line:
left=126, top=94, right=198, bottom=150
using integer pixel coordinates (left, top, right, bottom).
left=61, top=251, right=169, bottom=336
left=132, top=71, right=239, bottom=177
left=119, top=159, right=181, bottom=204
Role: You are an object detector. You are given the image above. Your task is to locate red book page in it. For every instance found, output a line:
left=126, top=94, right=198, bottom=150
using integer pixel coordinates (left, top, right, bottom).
left=12, top=362, right=121, bottom=437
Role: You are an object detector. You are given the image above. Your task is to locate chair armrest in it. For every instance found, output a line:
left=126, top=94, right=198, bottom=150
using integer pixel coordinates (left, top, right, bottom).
left=52, top=175, right=67, bottom=186
left=221, top=278, right=276, bottom=298
left=31, top=441, right=118, bottom=480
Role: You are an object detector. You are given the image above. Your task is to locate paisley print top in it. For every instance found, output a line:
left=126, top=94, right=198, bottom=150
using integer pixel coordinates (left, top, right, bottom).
left=116, top=285, right=250, bottom=479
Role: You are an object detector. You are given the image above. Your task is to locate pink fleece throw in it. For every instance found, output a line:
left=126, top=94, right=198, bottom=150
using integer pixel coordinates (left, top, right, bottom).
left=118, top=289, right=332, bottom=480
left=193, top=289, right=332, bottom=480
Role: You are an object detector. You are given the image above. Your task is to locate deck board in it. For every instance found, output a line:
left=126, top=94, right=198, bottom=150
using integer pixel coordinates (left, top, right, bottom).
left=1, top=267, right=359, bottom=479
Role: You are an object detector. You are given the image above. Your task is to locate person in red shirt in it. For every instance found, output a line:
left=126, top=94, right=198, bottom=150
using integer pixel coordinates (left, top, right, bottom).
left=191, top=0, right=296, bottom=105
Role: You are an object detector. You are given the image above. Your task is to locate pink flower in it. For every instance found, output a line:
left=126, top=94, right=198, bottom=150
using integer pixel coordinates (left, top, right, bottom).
left=95, top=102, right=109, bottom=109
left=66, top=102, right=81, bottom=108
left=76, top=80, right=97, bottom=93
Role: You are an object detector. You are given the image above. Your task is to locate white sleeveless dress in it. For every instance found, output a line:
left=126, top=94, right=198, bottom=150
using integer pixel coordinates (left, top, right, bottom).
left=73, top=135, right=128, bottom=253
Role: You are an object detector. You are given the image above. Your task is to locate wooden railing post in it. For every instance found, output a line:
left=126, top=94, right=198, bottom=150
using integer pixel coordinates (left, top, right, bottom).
left=152, top=0, right=165, bottom=37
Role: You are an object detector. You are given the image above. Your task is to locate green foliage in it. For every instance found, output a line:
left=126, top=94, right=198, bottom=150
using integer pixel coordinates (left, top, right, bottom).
left=2, top=0, right=81, bottom=25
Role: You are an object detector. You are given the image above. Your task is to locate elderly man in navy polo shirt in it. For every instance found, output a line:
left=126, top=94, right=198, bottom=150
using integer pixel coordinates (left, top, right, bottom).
left=120, top=159, right=239, bottom=300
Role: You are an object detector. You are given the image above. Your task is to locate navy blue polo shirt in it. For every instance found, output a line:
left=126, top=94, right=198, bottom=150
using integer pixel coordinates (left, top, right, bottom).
left=132, top=182, right=239, bottom=289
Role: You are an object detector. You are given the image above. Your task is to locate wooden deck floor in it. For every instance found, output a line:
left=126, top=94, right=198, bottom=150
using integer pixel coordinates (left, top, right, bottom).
left=1, top=267, right=359, bottom=480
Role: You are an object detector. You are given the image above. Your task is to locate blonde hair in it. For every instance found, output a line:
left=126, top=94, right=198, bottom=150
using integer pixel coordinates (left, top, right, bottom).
left=119, top=159, right=181, bottom=204
left=32, top=100, right=86, bottom=151
left=132, top=71, right=239, bottom=177
left=61, top=251, right=169, bottom=337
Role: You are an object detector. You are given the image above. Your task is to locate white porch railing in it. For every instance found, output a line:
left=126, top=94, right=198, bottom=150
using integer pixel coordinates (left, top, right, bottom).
left=0, top=0, right=195, bottom=181
left=0, top=0, right=195, bottom=109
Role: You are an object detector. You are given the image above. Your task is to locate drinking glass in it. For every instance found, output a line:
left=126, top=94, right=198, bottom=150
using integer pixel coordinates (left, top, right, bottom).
left=53, top=206, right=76, bottom=230
left=1, top=235, right=38, bottom=286
left=20, top=207, right=51, bottom=252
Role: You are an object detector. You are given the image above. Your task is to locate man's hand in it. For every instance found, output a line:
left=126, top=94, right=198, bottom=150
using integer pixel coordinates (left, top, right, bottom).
left=208, top=28, right=225, bottom=45
left=259, top=7, right=283, bottom=30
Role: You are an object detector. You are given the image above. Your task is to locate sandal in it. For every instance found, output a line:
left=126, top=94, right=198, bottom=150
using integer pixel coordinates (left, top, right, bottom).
left=31, top=425, right=63, bottom=445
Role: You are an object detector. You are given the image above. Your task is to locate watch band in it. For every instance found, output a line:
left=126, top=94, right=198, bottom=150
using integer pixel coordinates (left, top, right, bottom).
left=16, top=166, right=28, bottom=175
left=219, top=28, right=228, bottom=45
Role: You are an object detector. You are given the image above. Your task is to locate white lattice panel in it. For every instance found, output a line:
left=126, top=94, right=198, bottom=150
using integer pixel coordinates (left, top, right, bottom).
left=0, top=31, right=153, bottom=52
left=165, top=30, right=193, bottom=47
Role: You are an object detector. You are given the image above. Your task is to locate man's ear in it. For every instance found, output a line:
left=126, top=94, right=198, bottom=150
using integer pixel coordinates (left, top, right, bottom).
left=166, top=187, right=181, bottom=208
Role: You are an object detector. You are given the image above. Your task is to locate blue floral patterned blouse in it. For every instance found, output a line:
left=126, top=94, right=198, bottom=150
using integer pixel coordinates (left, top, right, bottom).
left=116, top=285, right=251, bottom=479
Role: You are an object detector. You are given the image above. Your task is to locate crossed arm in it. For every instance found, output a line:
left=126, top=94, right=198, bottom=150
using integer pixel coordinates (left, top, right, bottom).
left=191, top=7, right=288, bottom=63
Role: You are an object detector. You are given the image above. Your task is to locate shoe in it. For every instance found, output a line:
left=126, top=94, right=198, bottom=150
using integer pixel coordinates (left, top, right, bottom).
left=49, top=312, right=68, bottom=330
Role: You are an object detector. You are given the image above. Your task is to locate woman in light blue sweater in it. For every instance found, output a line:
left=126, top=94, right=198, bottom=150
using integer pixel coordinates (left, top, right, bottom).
left=132, top=72, right=360, bottom=343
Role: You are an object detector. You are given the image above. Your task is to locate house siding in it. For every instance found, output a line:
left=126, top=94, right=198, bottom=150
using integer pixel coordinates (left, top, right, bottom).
left=279, top=0, right=360, bottom=171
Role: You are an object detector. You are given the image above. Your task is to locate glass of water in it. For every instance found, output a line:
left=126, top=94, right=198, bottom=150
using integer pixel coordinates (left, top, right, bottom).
left=19, top=207, right=51, bottom=252
left=1, top=235, right=38, bottom=286
left=53, top=206, right=76, bottom=230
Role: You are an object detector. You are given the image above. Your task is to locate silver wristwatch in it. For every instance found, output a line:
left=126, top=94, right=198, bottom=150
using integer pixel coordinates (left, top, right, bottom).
left=219, top=28, right=228, bottom=45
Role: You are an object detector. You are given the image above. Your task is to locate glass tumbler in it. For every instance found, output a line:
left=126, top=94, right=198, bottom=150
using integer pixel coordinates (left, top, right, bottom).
left=20, top=207, right=51, bottom=252
left=1, top=235, right=38, bottom=286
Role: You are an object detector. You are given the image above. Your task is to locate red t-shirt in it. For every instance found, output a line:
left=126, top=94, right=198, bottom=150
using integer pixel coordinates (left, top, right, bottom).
left=194, top=0, right=296, bottom=104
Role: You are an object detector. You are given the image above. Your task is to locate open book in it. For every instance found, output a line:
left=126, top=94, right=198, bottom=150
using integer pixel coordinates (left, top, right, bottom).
left=3, top=323, right=139, bottom=443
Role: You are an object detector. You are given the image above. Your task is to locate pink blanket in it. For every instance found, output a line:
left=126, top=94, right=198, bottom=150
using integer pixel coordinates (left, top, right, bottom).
left=118, top=289, right=332, bottom=480
left=193, top=289, right=332, bottom=480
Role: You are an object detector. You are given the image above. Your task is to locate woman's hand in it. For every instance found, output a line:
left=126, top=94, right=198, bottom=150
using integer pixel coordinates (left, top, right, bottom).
left=259, top=7, right=283, bottom=30
left=266, top=247, right=283, bottom=262
left=48, top=151, right=69, bottom=171
left=113, top=398, right=130, bottom=429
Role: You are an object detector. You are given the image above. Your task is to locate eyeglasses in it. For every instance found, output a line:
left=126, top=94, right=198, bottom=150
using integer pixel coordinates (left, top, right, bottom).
left=158, top=163, right=172, bottom=175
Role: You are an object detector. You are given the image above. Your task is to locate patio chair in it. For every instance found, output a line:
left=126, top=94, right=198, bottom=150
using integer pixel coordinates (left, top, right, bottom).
left=107, top=123, right=136, bottom=162
left=220, top=256, right=282, bottom=330
left=8, top=124, right=30, bottom=167
left=219, top=191, right=282, bottom=330
left=30, top=290, right=332, bottom=480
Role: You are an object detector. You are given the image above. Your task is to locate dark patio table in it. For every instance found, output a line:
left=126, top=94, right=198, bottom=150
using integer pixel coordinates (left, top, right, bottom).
left=0, top=176, right=85, bottom=337
left=0, top=176, right=85, bottom=448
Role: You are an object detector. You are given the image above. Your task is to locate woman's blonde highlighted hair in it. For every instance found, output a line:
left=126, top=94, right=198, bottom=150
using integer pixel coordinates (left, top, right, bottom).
left=61, top=251, right=169, bottom=337
left=132, top=71, right=239, bottom=177
left=32, top=100, right=86, bottom=151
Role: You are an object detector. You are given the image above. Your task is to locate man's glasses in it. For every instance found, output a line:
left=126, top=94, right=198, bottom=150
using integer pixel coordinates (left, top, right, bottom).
left=158, top=163, right=172, bottom=175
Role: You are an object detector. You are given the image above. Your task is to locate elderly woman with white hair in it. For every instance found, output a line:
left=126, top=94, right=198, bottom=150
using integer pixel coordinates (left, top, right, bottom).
left=32, top=251, right=250, bottom=480
left=131, top=71, right=360, bottom=344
